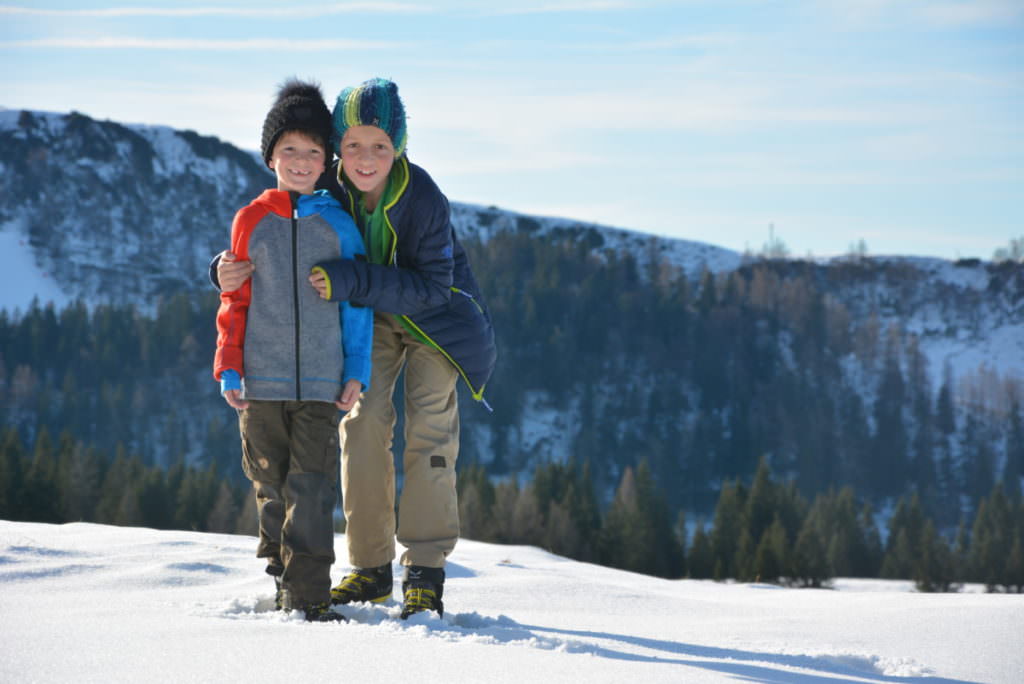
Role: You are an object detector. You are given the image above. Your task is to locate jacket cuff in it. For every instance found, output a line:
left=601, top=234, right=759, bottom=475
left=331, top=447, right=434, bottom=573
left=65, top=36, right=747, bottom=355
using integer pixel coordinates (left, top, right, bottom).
left=220, top=369, right=242, bottom=395
left=310, top=265, right=332, bottom=300
left=209, top=254, right=222, bottom=291
left=343, top=354, right=372, bottom=392
left=312, top=260, right=356, bottom=302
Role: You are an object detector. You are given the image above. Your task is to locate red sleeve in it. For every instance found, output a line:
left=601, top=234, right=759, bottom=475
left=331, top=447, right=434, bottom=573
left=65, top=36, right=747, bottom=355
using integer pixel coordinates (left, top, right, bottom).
left=212, top=204, right=263, bottom=381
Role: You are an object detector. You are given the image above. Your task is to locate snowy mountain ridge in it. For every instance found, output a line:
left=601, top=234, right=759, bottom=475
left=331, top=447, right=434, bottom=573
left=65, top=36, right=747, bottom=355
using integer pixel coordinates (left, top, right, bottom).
left=2, top=107, right=1020, bottom=394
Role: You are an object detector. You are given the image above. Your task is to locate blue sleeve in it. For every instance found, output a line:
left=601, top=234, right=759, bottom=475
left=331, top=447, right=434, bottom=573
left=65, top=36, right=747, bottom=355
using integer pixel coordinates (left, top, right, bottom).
left=341, top=301, right=373, bottom=390
left=220, top=368, right=241, bottom=394
left=323, top=202, right=374, bottom=390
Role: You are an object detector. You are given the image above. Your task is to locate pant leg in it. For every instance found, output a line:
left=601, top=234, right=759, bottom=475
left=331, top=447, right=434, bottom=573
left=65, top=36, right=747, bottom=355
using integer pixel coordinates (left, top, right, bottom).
left=238, top=401, right=289, bottom=569
left=279, top=400, right=341, bottom=605
left=397, top=326, right=461, bottom=569
left=339, top=313, right=406, bottom=568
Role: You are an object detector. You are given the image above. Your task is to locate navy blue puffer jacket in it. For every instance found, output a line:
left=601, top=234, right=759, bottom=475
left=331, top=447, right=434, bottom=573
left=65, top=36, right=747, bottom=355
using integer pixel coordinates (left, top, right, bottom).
left=315, top=157, right=497, bottom=405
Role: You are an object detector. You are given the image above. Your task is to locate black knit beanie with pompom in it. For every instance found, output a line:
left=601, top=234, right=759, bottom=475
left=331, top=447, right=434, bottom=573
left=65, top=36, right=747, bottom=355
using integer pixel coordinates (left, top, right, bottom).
left=260, top=79, right=333, bottom=165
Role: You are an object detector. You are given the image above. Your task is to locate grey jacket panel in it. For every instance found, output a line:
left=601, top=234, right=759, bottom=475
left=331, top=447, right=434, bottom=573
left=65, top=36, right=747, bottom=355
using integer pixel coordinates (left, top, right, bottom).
left=243, top=211, right=344, bottom=402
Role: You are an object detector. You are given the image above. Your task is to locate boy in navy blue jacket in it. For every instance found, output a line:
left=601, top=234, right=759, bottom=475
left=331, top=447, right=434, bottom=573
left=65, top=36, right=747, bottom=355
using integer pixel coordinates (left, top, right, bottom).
left=311, top=78, right=494, bottom=619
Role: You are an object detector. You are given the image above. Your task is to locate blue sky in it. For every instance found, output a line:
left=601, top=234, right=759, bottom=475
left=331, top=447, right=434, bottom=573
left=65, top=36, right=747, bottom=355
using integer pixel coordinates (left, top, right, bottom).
left=2, top=1, right=1021, bottom=259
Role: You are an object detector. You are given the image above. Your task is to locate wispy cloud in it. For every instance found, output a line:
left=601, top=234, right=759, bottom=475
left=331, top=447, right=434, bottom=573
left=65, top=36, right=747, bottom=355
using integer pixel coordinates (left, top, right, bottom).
left=487, top=1, right=634, bottom=16
left=815, top=0, right=1024, bottom=28
left=917, top=0, right=1024, bottom=27
left=1, top=37, right=400, bottom=50
left=0, top=3, right=429, bottom=18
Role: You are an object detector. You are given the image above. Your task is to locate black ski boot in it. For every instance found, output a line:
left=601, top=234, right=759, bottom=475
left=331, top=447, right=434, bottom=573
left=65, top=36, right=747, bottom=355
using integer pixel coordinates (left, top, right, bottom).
left=280, top=588, right=348, bottom=623
left=299, top=601, right=348, bottom=623
left=400, top=565, right=444, bottom=619
left=266, top=560, right=284, bottom=611
left=330, top=564, right=393, bottom=605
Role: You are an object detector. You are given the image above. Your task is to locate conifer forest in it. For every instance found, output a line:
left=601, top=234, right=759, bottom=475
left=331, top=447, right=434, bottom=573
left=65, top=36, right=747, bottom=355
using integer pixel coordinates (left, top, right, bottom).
left=2, top=233, right=1023, bottom=591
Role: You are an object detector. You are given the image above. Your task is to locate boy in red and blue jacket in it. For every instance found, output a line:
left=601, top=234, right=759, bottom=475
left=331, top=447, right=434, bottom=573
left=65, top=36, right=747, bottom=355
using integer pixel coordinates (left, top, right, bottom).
left=213, top=80, right=372, bottom=623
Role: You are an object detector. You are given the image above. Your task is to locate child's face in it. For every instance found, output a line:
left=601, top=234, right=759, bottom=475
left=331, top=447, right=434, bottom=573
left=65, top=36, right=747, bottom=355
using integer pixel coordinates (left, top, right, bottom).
left=269, top=131, right=326, bottom=195
left=340, top=125, right=396, bottom=202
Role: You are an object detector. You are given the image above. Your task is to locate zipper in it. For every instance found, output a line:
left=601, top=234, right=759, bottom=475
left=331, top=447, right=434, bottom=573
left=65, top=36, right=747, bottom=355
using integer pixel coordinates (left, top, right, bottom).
left=452, top=287, right=485, bottom=314
left=398, top=312, right=492, bottom=412
left=291, top=194, right=301, bottom=400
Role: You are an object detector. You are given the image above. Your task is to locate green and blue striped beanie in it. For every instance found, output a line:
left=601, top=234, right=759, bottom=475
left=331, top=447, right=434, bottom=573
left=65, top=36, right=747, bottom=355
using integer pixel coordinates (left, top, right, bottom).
left=331, top=78, right=408, bottom=158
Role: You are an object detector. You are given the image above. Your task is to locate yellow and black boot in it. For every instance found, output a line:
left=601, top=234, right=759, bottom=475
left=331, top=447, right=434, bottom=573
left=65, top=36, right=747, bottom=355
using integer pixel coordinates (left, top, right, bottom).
left=400, top=565, right=444, bottom=619
left=330, top=564, right=393, bottom=605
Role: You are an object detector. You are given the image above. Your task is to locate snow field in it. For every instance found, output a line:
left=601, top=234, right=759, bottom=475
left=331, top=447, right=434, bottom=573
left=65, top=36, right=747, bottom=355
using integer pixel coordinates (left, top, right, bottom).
left=2, top=521, right=1022, bottom=683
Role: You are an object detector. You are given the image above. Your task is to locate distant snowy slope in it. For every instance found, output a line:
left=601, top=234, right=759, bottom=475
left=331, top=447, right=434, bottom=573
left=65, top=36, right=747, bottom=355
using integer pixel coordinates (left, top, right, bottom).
left=450, top=202, right=743, bottom=276
left=0, top=108, right=270, bottom=311
left=1, top=107, right=1020, bottom=390
left=1, top=520, right=1022, bottom=683
left=0, top=219, right=68, bottom=313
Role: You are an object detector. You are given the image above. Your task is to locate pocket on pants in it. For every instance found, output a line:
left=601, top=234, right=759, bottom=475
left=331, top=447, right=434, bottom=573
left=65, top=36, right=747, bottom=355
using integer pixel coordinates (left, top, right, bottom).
left=238, top=403, right=286, bottom=482
left=291, top=402, right=341, bottom=477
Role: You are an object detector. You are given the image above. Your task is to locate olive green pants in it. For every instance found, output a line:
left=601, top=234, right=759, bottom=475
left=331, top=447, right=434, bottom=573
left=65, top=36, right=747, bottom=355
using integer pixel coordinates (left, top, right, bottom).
left=239, top=400, right=339, bottom=605
left=340, top=313, right=460, bottom=569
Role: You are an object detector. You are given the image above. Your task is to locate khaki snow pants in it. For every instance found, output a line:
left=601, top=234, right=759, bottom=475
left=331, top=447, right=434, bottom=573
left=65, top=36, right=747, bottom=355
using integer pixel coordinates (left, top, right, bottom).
left=238, top=400, right=340, bottom=605
left=340, top=313, right=460, bottom=569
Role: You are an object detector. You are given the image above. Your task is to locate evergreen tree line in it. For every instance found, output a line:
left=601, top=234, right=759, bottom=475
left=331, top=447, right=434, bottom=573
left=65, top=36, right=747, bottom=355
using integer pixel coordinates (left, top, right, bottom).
left=466, top=232, right=1024, bottom=522
left=0, top=293, right=243, bottom=482
left=0, top=425, right=256, bottom=535
left=1, top=235, right=1022, bottom=559
left=3, top=417, right=1022, bottom=592
left=459, top=456, right=1024, bottom=592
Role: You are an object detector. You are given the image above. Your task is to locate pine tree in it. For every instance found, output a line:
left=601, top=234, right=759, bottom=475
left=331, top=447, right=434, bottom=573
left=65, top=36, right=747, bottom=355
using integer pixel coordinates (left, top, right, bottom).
left=457, top=464, right=495, bottom=541
left=881, top=494, right=926, bottom=579
left=0, top=428, right=26, bottom=520
left=1004, top=537, right=1024, bottom=593
left=61, top=441, right=103, bottom=522
left=175, top=463, right=219, bottom=532
left=710, top=480, right=746, bottom=580
left=234, top=486, right=259, bottom=536
left=511, top=485, right=544, bottom=546
left=675, top=510, right=689, bottom=579
left=600, top=466, right=641, bottom=572
left=915, top=521, right=959, bottom=593
left=871, top=333, right=909, bottom=496
left=969, top=485, right=1013, bottom=591
left=857, top=501, right=884, bottom=577
left=745, top=457, right=777, bottom=546
left=935, top=363, right=956, bottom=436
left=94, top=447, right=131, bottom=524
left=792, top=515, right=829, bottom=588
left=754, top=516, right=789, bottom=583
left=733, top=529, right=756, bottom=582
left=25, top=428, right=61, bottom=522
left=207, top=480, right=239, bottom=533
left=115, top=483, right=145, bottom=527
left=137, top=468, right=174, bottom=529
left=962, top=414, right=997, bottom=506
left=566, top=461, right=601, bottom=563
left=489, top=480, right=521, bottom=544
left=687, top=522, right=715, bottom=579
left=543, top=500, right=583, bottom=560
left=1004, top=400, right=1024, bottom=495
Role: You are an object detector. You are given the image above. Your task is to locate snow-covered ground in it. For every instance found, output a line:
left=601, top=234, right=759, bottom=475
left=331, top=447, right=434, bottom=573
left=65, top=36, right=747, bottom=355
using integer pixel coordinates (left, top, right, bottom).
left=1, top=521, right=1021, bottom=683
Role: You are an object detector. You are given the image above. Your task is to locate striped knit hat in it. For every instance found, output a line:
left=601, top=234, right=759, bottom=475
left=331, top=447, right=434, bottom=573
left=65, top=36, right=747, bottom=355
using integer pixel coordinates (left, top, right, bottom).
left=331, top=78, right=408, bottom=158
